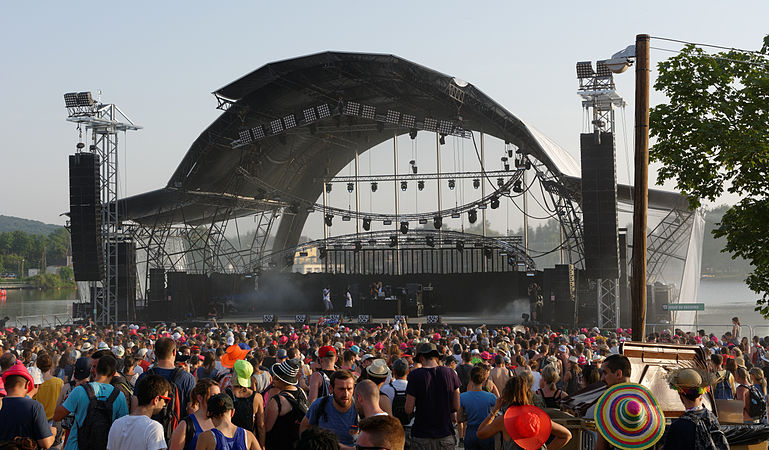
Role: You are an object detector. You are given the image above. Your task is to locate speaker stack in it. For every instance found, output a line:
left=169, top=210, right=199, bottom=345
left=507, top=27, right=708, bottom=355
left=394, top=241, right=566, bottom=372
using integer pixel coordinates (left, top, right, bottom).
left=116, top=241, right=137, bottom=322
left=68, top=153, right=104, bottom=281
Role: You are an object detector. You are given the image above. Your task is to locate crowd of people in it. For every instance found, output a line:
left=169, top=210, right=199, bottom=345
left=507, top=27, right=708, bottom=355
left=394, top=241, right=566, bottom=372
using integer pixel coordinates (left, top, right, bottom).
left=0, top=315, right=764, bottom=449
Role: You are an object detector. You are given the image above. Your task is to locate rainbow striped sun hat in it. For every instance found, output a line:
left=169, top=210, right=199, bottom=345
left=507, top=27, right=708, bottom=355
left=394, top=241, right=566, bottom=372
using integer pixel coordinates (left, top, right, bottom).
left=594, top=383, right=665, bottom=450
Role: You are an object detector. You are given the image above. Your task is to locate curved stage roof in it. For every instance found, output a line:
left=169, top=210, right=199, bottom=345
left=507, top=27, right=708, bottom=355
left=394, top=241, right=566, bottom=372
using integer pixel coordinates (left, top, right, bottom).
left=119, top=51, right=689, bottom=253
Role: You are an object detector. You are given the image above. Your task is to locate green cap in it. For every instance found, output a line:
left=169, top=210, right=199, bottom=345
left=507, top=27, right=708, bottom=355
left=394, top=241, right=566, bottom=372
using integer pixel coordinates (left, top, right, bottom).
left=233, top=359, right=253, bottom=388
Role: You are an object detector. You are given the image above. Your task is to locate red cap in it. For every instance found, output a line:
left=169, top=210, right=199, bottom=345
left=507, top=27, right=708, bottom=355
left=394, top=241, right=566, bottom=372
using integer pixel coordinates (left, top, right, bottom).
left=318, top=346, right=336, bottom=358
left=1, top=362, right=34, bottom=393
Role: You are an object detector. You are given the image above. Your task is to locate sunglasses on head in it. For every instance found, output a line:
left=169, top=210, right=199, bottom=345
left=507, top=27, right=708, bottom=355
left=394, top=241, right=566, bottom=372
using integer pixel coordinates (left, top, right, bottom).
left=157, top=394, right=171, bottom=402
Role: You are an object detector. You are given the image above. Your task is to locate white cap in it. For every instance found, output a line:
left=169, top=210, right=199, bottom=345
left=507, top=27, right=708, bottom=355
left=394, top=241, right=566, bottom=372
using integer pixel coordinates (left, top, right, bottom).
left=172, top=332, right=181, bottom=340
left=28, top=366, right=44, bottom=385
left=226, top=336, right=235, bottom=346
left=558, top=345, right=568, bottom=353
left=111, top=345, right=125, bottom=357
left=137, top=348, right=149, bottom=357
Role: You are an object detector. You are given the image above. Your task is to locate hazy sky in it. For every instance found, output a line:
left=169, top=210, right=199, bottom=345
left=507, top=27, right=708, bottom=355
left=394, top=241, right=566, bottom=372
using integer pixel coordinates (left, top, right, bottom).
left=1, top=1, right=766, bottom=231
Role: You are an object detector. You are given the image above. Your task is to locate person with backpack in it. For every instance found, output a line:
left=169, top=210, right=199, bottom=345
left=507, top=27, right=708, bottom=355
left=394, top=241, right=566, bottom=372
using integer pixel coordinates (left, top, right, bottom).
left=662, top=367, right=729, bottom=450
left=106, top=374, right=171, bottom=450
left=354, top=380, right=387, bottom=418
left=136, top=337, right=196, bottom=443
left=736, top=366, right=767, bottom=423
left=195, top=394, right=261, bottom=450
left=299, top=369, right=359, bottom=447
left=711, top=353, right=735, bottom=399
left=749, top=367, right=769, bottom=424
left=307, top=345, right=336, bottom=406
left=264, top=359, right=308, bottom=450
left=168, top=379, right=220, bottom=450
left=55, top=357, right=91, bottom=449
left=459, top=365, right=496, bottom=450
left=380, top=358, right=412, bottom=429
left=225, top=360, right=264, bottom=448
left=53, top=355, right=129, bottom=450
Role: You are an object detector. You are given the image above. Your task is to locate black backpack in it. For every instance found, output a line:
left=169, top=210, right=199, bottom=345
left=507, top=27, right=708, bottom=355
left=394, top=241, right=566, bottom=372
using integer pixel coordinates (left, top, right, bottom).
left=389, top=381, right=413, bottom=426
left=746, top=384, right=767, bottom=419
left=147, top=367, right=183, bottom=443
left=76, top=383, right=121, bottom=450
left=679, top=410, right=729, bottom=450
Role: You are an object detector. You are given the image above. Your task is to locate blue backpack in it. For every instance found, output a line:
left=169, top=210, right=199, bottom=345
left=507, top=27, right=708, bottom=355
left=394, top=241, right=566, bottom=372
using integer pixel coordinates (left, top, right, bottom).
left=713, top=371, right=734, bottom=400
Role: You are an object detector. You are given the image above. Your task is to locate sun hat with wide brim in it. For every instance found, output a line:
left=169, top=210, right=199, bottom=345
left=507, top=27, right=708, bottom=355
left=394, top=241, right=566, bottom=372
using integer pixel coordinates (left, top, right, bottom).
left=221, top=344, right=250, bottom=368
left=667, top=367, right=716, bottom=393
left=594, top=383, right=665, bottom=450
left=503, top=405, right=552, bottom=450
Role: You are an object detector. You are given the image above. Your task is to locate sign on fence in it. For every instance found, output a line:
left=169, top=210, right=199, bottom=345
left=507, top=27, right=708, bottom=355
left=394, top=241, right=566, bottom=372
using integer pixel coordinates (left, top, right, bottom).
left=663, top=303, right=705, bottom=311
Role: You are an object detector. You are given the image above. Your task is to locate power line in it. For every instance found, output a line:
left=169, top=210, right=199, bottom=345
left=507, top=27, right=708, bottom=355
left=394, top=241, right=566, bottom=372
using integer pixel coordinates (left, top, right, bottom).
left=650, top=36, right=769, bottom=58
left=650, top=46, right=769, bottom=69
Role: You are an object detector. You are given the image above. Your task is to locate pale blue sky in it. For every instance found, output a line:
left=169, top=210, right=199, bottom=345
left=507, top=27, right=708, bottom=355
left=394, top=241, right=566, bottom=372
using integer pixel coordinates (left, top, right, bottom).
left=1, top=1, right=766, bottom=231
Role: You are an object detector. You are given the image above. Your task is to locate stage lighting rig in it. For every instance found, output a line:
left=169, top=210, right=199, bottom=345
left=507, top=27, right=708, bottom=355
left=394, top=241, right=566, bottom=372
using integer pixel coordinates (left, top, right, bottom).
left=371, top=182, right=378, bottom=192
left=433, top=216, right=443, bottom=230
left=362, top=218, right=371, bottom=231
left=342, top=215, right=351, bottom=222
left=324, top=214, right=334, bottom=226
left=325, top=183, right=332, bottom=193
left=418, top=218, right=428, bottom=224
left=513, top=180, right=524, bottom=194
left=468, top=209, right=477, bottom=224
left=318, top=246, right=327, bottom=259
left=490, top=196, right=500, bottom=209
left=354, top=241, right=363, bottom=252
left=383, top=219, right=392, bottom=225
left=401, top=181, right=408, bottom=191
left=409, top=129, right=418, bottom=140
left=484, top=247, right=493, bottom=258
left=418, top=180, right=425, bottom=191
left=400, top=221, right=409, bottom=234
left=456, top=241, right=464, bottom=252
left=389, top=236, right=398, bottom=247
left=473, top=179, right=480, bottom=189
left=439, top=134, right=446, bottom=145
left=448, top=179, right=455, bottom=190
left=497, top=178, right=504, bottom=187
left=425, top=236, right=435, bottom=247
left=451, top=211, right=461, bottom=219
left=501, top=156, right=510, bottom=171
left=347, top=183, right=354, bottom=193
left=410, top=160, right=417, bottom=174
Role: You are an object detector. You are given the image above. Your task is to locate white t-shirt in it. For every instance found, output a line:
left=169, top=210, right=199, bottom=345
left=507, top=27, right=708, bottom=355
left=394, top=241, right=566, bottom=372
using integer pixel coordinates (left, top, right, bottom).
left=380, top=378, right=408, bottom=402
left=345, top=292, right=353, bottom=307
left=107, top=414, right=167, bottom=450
left=531, top=371, right=542, bottom=393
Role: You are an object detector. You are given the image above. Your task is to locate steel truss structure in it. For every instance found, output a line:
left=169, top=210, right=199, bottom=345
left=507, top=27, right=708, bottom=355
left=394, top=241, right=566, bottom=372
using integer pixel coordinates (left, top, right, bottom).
left=646, top=209, right=695, bottom=282
left=66, top=97, right=141, bottom=325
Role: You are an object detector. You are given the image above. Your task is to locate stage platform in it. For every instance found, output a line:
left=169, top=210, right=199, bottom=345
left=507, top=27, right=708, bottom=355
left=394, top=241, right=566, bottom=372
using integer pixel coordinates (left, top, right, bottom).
left=217, top=312, right=524, bottom=327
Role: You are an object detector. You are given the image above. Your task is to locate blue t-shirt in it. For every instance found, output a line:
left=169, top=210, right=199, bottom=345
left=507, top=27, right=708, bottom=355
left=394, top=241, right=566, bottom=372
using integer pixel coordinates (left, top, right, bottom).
left=62, top=382, right=129, bottom=450
left=305, top=396, right=358, bottom=446
left=0, top=396, right=52, bottom=442
left=137, top=367, right=196, bottom=415
left=460, top=390, right=497, bottom=426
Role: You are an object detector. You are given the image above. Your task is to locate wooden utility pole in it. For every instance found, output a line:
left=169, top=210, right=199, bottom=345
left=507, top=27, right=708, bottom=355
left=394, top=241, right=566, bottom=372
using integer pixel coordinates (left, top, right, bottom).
left=632, top=34, right=650, bottom=342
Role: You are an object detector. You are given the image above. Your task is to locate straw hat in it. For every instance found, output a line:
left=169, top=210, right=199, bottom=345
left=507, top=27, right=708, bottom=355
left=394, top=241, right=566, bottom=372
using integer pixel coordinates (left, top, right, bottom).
left=594, top=383, right=665, bottom=450
left=667, top=367, right=715, bottom=392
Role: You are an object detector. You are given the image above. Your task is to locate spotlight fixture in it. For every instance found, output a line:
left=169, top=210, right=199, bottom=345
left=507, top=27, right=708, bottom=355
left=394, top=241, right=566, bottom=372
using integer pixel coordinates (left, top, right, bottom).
left=371, top=182, right=378, bottom=192
left=325, top=183, right=332, bottom=193
left=400, top=221, right=409, bottom=234
left=483, top=247, right=493, bottom=258
left=502, top=156, right=510, bottom=171
left=76, top=142, right=85, bottom=150
left=425, top=236, right=435, bottom=247
left=324, top=214, right=334, bottom=226
left=409, top=129, right=418, bottom=140
left=473, top=179, right=480, bottom=189
left=513, top=180, right=523, bottom=194
left=490, top=196, right=500, bottom=209
left=362, top=218, right=371, bottom=231
left=401, top=181, right=408, bottom=191
left=433, top=215, right=443, bottom=230
left=508, top=149, right=514, bottom=158
left=456, top=241, right=464, bottom=252
left=497, top=178, right=504, bottom=187
left=410, top=160, right=418, bottom=174
left=354, top=241, right=363, bottom=252
left=347, top=182, right=354, bottom=193
left=439, top=134, right=446, bottom=145
left=468, top=209, right=477, bottom=224
left=448, top=179, right=455, bottom=190
left=318, top=246, right=327, bottom=259
left=526, top=160, right=532, bottom=170
left=389, top=235, right=398, bottom=247
left=417, top=180, right=425, bottom=191
left=368, top=239, right=377, bottom=246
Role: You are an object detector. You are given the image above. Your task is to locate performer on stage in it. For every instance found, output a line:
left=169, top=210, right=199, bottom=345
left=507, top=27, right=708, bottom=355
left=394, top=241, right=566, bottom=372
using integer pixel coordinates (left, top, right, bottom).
left=345, top=288, right=353, bottom=319
left=322, top=287, right=332, bottom=312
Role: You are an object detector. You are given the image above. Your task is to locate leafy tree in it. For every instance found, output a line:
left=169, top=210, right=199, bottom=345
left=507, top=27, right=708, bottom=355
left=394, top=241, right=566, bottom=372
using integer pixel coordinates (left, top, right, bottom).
left=649, top=36, right=769, bottom=316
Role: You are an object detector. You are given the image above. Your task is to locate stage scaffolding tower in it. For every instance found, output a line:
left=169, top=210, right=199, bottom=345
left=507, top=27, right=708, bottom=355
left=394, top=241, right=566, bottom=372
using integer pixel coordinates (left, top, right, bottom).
left=65, top=92, right=141, bottom=325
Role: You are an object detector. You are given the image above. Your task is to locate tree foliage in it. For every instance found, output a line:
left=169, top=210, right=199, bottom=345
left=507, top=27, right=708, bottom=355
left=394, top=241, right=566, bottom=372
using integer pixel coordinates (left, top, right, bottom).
left=649, top=36, right=769, bottom=316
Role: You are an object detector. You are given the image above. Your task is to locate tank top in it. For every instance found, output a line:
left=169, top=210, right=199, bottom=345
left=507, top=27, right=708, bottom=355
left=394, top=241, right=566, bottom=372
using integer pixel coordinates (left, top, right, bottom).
left=227, top=387, right=255, bottom=431
left=211, top=427, right=247, bottom=450
left=537, top=388, right=565, bottom=408
left=266, top=389, right=308, bottom=450
left=186, top=413, right=204, bottom=450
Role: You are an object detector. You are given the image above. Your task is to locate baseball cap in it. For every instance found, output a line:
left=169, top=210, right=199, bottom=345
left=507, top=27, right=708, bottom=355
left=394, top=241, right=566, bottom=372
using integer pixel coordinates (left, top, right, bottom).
left=276, top=349, right=288, bottom=359
left=318, top=346, right=336, bottom=358
left=74, top=357, right=92, bottom=380
left=233, top=360, right=253, bottom=388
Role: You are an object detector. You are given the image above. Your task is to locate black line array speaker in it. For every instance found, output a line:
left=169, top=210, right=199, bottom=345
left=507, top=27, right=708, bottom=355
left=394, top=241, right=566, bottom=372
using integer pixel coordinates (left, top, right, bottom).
left=580, top=132, right=620, bottom=279
left=116, top=241, right=137, bottom=322
left=148, top=268, right=166, bottom=301
left=69, top=153, right=104, bottom=281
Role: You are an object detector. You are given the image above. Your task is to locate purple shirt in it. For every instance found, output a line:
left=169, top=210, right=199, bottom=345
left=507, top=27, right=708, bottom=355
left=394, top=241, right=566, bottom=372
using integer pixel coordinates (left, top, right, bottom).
left=406, top=365, right=460, bottom=438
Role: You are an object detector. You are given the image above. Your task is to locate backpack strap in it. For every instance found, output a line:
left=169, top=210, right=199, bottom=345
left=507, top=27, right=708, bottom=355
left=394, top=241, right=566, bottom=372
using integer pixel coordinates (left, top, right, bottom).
left=170, top=367, right=183, bottom=383
left=184, top=417, right=195, bottom=450
left=84, top=383, right=96, bottom=401
left=312, top=395, right=331, bottom=426
left=105, top=384, right=121, bottom=405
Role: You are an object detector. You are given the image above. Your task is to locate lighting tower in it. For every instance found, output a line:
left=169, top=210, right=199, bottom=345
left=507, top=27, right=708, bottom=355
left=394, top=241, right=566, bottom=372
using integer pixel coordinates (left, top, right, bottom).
left=575, top=61, right=625, bottom=329
left=64, top=92, right=141, bottom=325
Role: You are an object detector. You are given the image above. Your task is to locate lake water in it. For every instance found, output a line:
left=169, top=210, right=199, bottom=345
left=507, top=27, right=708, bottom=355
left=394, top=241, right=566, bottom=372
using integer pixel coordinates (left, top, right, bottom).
left=1, top=279, right=767, bottom=334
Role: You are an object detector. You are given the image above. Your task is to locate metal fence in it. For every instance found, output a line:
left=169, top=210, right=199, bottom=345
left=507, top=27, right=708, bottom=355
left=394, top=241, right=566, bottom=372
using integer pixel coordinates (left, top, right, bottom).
left=646, top=322, right=755, bottom=340
left=13, top=313, right=73, bottom=328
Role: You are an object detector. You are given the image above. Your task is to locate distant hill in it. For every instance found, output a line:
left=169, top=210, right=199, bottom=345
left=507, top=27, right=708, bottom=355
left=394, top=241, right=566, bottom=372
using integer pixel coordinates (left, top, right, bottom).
left=0, top=215, right=63, bottom=236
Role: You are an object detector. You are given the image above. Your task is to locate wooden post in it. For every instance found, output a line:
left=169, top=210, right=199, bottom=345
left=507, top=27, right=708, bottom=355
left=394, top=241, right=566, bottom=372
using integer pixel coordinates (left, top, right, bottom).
left=632, top=34, right=650, bottom=342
